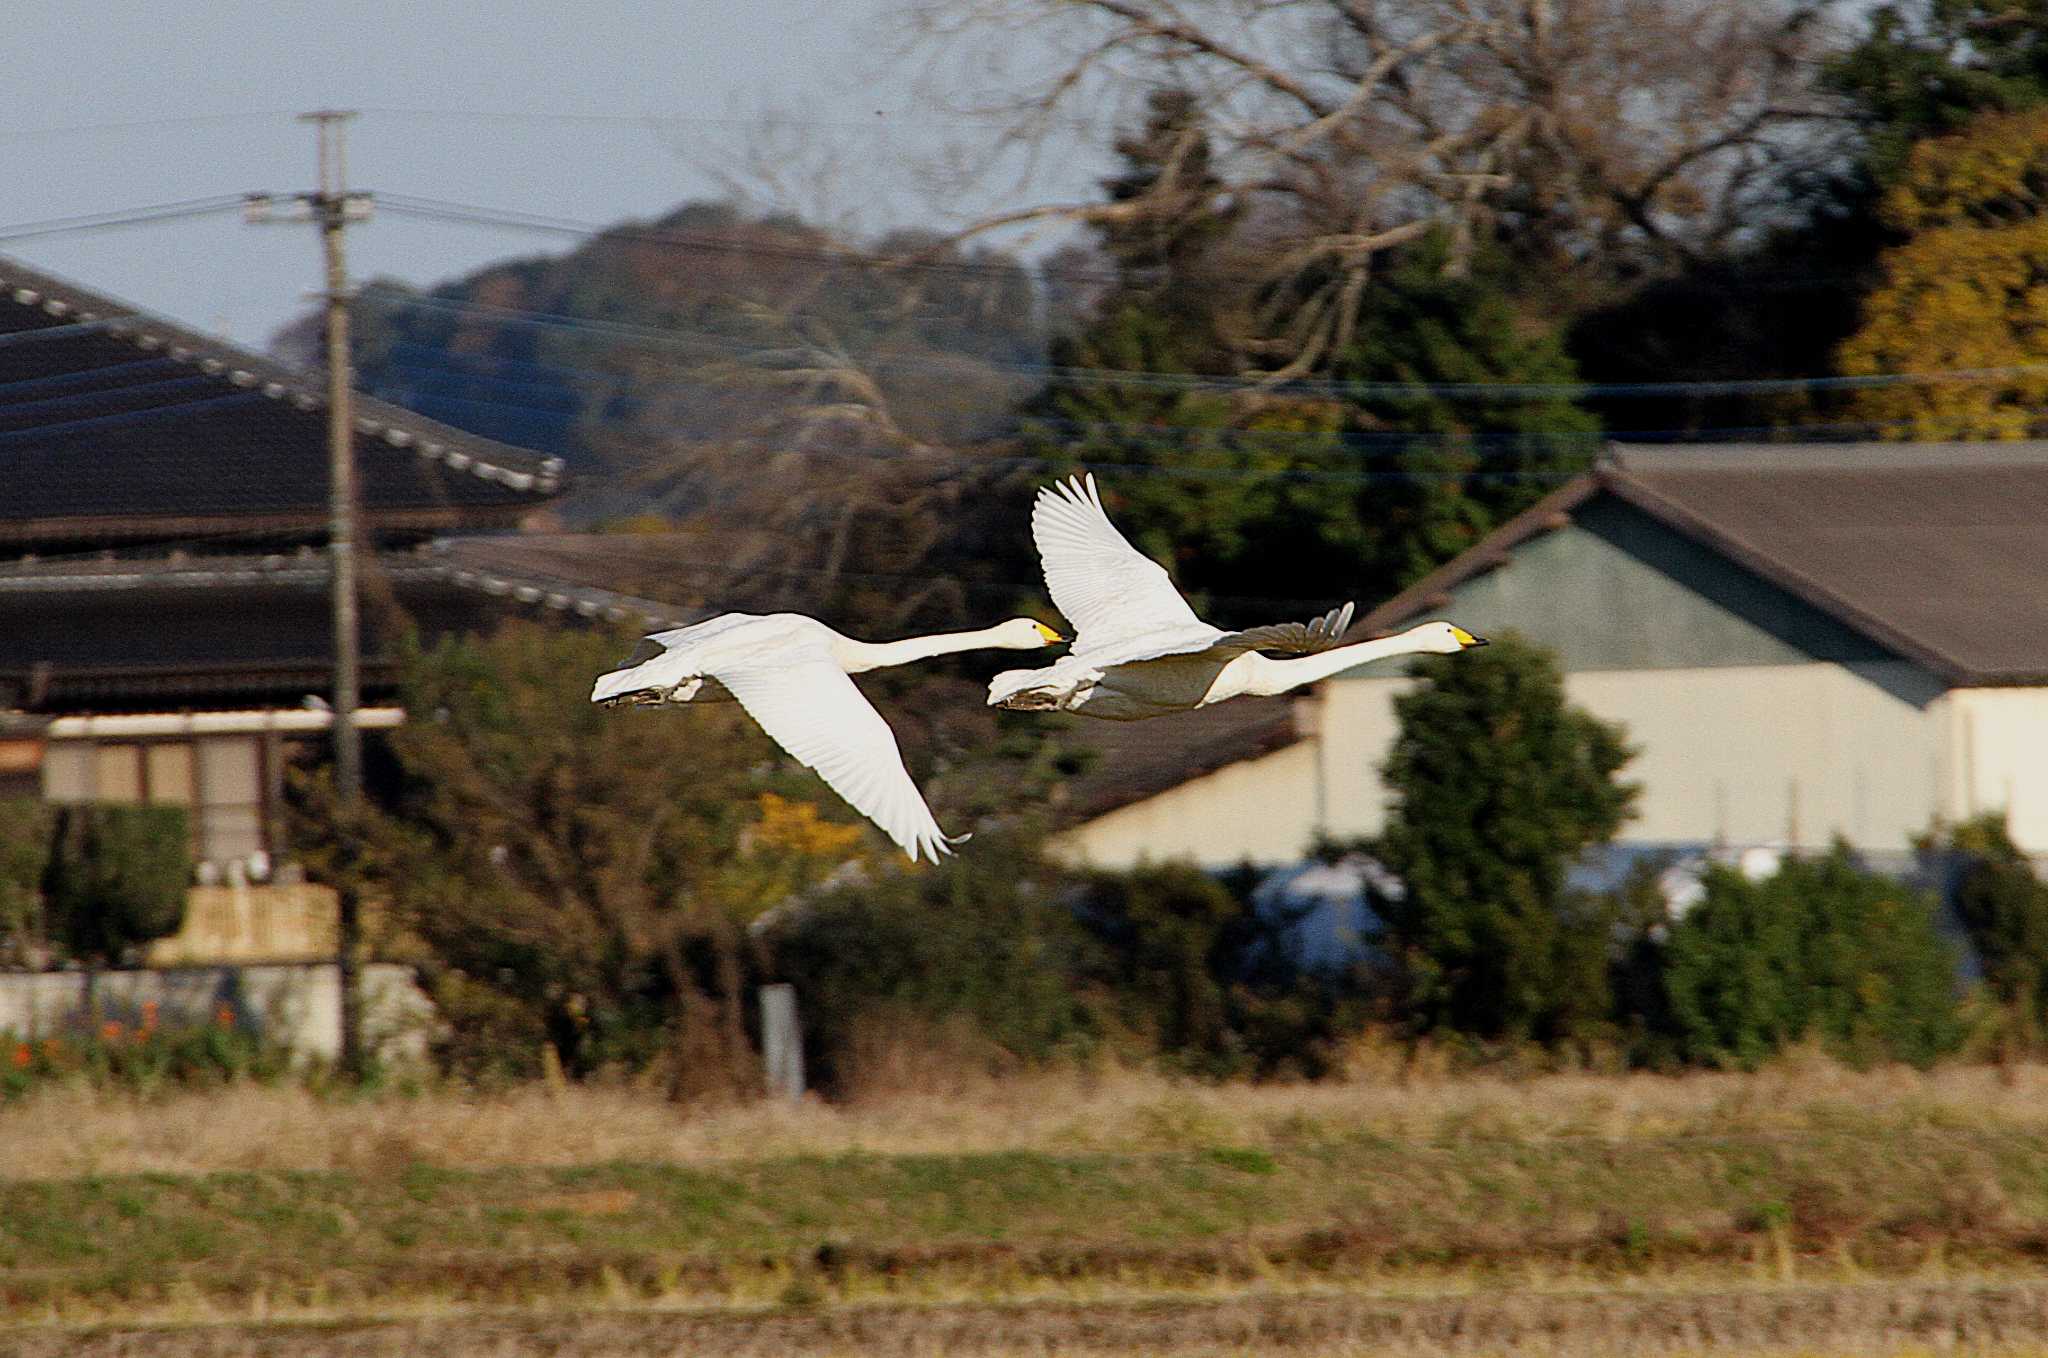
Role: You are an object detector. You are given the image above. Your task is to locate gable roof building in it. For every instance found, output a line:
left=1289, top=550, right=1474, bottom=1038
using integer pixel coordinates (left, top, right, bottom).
left=1057, top=442, right=2048, bottom=868
left=0, top=255, right=631, bottom=929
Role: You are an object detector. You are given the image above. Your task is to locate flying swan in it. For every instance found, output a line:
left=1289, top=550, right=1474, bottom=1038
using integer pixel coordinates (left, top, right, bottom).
left=593, top=613, right=1063, bottom=861
left=988, top=473, right=1488, bottom=721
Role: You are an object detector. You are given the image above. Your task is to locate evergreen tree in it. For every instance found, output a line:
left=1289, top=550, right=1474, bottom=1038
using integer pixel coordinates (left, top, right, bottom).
left=1027, top=238, right=1598, bottom=628
left=1373, top=633, right=1637, bottom=1041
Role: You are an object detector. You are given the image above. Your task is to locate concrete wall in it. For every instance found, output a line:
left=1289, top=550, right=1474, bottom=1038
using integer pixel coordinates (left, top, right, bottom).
left=145, top=881, right=340, bottom=966
left=0, top=963, right=435, bottom=1065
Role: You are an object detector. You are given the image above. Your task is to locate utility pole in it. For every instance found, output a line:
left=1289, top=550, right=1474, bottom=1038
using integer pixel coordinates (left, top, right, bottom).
left=246, top=111, right=375, bottom=1076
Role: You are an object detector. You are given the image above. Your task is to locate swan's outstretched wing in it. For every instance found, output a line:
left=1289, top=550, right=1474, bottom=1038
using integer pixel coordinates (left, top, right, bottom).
left=715, top=651, right=959, bottom=864
left=1033, top=473, right=1207, bottom=652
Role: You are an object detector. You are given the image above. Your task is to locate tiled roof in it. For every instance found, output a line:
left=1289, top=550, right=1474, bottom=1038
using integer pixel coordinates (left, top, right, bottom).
left=0, top=544, right=688, bottom=712
left=0, top=255, right=564, bottom=548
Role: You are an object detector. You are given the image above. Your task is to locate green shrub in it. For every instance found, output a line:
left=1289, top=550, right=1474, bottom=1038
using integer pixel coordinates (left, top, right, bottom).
left=43, top=804, right=191, bottom=963
left=1935, top=815, right=2048, bottom=1019
left=0, top=797, right=54, bottom=964
left=1070, top=860, right=1369, bottom=1079
left=1661, top=842, right=1962, bottom=1069
left=766, top=828, right=1098, bottom=1091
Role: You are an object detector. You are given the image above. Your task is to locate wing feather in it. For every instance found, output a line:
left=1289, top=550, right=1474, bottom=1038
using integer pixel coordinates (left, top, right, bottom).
left=714, top=650, right=958, bottom=864
left=1033, top=473, right=1206, bottom=651
left=1211, top=602, right=1357, bottom=657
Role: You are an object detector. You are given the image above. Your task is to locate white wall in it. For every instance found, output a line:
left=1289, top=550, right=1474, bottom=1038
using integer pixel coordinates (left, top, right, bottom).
left=1945, top=687, right=2048, bottom=852
left=1058, top=660, right=2002, bottom=869
left=1053, top=740, right=1321, bottom=869
left=0, top=963, right=435, bottom=1064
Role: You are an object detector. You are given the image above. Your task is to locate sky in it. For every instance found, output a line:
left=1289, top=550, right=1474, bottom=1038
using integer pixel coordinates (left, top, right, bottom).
left=0, top=0, right=1101, bottom=351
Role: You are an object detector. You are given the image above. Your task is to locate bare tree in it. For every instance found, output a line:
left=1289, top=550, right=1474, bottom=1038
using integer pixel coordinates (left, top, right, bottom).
left=898, top=0, right=1853, bottom=377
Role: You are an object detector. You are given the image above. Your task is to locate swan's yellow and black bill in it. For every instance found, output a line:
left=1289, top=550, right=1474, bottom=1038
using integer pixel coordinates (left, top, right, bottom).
left=1450, top=626, right=1489, bottom=648
left=1034, top=622, right=1067, bottom=643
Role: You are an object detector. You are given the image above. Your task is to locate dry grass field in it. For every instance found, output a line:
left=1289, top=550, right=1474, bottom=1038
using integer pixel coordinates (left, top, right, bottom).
left=13, top=1054, right=2048, bottom=1355
left=9, top=1046, right=2048, bottom=1179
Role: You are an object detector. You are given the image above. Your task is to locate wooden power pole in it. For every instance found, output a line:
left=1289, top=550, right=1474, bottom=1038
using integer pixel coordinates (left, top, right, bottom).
left=246, top=110, right=375, bottom=1075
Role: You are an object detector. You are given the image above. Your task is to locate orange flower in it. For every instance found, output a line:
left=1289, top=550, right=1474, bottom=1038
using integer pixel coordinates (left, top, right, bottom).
left=9, top=1044, right=28, bottom=1069
left=214, top=1003, right=235, bottom=1028
left=140, top=1001, right=159, bottom=1032
left=100, top=1020, right=122, bottom=1042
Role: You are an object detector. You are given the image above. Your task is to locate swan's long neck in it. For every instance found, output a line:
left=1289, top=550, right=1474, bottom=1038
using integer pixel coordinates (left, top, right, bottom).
left=840, top=626, right=1021, bottom=673
left=1240, top=630, right=1440, bottom=697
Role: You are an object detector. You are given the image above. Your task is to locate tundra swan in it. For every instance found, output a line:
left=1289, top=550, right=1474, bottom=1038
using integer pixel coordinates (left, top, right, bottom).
left=989, top=475, right=1486, bottom=721
left=595, top=613, right=1062, bottom=860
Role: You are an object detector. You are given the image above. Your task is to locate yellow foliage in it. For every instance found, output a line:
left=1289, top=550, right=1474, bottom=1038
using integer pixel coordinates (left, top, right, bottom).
left=1884, top=108, right=2048, bottom=232
left=748, top=791, right=866, bottom=860
left=1840, top=111, right=2048, bottom=440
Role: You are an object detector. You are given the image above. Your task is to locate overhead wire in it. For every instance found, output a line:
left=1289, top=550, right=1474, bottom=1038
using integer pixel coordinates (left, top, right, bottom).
left=0, top=196, right=249, bottom=245
left=353, top=271, right=2048, bottom=402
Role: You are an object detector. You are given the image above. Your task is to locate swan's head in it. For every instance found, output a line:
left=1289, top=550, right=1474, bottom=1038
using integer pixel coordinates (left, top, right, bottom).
left=1406, top=621, right=1490, bottom=654
left=994, top=617, right=1067, bottom=650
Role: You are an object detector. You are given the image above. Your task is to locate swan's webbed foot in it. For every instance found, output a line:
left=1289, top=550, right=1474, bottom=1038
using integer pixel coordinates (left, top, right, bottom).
left=599, top=676, right=704, bottom=709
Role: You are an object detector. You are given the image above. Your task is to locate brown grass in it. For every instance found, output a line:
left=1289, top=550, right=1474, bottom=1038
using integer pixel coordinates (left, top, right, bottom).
left=13, top=1286, right=2048, bottom=1358
left=13, top=1047, right=2048, bottom=1179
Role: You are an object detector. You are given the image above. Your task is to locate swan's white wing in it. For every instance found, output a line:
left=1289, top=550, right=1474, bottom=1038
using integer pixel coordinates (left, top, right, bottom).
left=1033, top=473, right=1206, bottom=650
left=714, top=651, right=958, bottom=864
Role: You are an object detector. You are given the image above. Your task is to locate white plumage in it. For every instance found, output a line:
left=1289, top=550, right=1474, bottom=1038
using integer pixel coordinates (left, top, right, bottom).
left=990, top=473, right=1487, bottom=720
left=594, top=612, right=1060, bottom=862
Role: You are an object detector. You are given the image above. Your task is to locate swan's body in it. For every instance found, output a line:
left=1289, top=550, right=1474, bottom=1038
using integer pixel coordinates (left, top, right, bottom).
left=594, top=612, right=1060, bottom=861
left=989, top=474, right=1487, bottom=721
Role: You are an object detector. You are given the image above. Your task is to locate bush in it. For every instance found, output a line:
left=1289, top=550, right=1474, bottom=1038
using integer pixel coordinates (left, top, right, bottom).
left=766, top=828, right=1098, bottom=1093
left=0, top=798, right=54, bottom=965
left=1372, top=632, right=1638, bottom=1042
left=1071, top=861, right=1368, bottom=1079
left=1936, top=815, right=2048, bottom=1021
left=1661, top=842, right=1962, bottom=1069
left=42, top=804, right=191, bottom=964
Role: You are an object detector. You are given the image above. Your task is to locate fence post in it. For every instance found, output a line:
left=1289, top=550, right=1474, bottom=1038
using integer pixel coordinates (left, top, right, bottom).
left=759, top=983, right=803, bottom=1103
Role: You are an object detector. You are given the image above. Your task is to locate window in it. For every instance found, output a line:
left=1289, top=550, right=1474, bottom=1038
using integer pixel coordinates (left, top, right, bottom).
left=42, top=743, right=90, bottom=802
left=94, top=743, right=144, bottom=802
left=196, top=736, right=264, bottom=862
left=43, top=735, right=270, bottom=864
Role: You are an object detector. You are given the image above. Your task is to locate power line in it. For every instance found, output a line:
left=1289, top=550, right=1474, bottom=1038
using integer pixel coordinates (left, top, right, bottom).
left=365, top=363, right=1993, bottom=457
left=0, top=113, right=297, bottom=144
left=0, top=196, right=249, bottom=244
left=352, top=104, right=1121, bottom=135
left=354, top=273, right=2048, bottom=402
